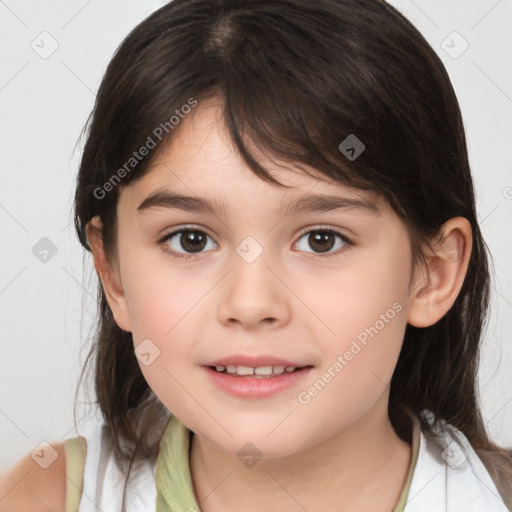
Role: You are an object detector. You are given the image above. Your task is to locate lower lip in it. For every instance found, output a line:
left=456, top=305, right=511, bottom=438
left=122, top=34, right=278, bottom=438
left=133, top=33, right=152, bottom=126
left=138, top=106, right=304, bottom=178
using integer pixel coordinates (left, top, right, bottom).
left=203, top=366, right=313, bottom=398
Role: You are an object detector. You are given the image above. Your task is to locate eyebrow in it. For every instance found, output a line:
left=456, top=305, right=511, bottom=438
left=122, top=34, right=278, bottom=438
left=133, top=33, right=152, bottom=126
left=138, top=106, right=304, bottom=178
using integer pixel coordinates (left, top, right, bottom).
left=136, top=189, right=380, bottom=216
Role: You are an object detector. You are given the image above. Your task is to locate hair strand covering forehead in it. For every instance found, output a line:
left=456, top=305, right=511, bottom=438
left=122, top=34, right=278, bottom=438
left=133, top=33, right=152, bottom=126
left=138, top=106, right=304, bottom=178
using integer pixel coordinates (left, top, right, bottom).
left=77, top=0, right=471, bottom=244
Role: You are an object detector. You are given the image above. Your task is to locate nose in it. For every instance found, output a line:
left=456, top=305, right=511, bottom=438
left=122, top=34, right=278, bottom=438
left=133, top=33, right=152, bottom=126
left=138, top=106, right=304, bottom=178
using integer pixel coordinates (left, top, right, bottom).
left=217, top=249, right=291, bottom=331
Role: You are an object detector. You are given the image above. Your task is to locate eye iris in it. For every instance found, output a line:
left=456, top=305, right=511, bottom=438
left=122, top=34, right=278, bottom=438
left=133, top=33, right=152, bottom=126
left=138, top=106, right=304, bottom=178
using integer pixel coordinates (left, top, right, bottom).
left=309, top=231, right=334, bottom=253
left=180, top=231, right=206, bottom=252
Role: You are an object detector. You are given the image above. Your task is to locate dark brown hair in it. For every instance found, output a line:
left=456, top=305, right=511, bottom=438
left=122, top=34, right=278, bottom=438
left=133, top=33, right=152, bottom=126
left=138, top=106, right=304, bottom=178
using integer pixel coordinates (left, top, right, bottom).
left=72, top=0, right=512, bottom=508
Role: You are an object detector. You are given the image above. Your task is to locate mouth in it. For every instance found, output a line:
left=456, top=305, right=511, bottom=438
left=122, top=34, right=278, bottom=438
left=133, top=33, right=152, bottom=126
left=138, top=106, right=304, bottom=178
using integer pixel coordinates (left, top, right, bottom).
left=208, top=364, right=311, bottom=378
left=203, top=363, right=314, bottom=398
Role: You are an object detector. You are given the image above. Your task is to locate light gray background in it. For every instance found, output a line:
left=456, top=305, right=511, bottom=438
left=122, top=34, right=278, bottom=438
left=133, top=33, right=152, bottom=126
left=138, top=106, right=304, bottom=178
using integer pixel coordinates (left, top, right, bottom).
left=1, top=0, right=511, bottom=471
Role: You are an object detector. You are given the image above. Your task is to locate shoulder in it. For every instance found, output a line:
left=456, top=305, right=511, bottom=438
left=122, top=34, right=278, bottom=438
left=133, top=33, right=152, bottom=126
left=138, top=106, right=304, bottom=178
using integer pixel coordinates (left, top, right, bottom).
left=0, top=442, right=67, bottom=512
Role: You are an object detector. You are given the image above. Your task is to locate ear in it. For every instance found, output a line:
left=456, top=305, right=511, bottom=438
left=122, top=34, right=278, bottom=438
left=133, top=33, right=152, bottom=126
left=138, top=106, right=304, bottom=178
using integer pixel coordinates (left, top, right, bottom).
left=86, top=215, right=132, bottom=332
left=407, top=217, right=472, bottom=328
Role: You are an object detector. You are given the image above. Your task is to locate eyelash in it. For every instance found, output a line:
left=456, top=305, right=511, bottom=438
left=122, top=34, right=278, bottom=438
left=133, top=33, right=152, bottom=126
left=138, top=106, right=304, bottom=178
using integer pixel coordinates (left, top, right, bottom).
left=158, top=225, right=353, bottom=261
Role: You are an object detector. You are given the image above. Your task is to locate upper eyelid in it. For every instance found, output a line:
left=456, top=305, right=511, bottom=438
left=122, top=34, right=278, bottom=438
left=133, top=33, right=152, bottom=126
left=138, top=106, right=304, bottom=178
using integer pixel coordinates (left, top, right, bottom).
left=160, top=225, right=217, bottom=243
left=296, top=225, right=350, bottom=238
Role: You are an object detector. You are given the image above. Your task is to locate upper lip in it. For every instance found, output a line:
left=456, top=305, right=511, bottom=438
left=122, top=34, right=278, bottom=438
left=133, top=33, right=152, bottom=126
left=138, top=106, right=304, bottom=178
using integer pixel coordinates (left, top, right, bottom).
left=205, top=354, right=309, bottom=367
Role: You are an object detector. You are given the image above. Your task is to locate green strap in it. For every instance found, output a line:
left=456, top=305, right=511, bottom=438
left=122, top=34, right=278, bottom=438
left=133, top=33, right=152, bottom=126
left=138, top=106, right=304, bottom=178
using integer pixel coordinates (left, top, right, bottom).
left=156, top=415, right=201, bottom=512
left=63, top=436, right=87, bottom=512
left=391, top=415, right=421, bottom=512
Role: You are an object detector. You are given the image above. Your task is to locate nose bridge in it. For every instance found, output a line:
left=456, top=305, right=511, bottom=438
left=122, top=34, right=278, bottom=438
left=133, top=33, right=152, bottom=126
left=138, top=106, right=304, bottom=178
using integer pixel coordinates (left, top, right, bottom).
left=217, top=234, right=290, bottom=328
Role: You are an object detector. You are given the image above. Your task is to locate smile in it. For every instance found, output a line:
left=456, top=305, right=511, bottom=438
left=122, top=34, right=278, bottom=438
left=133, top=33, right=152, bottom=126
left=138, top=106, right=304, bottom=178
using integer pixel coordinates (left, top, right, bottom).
left=211, top=364, right=301, bottom=378
left=204, top=365, right=313, bottom=398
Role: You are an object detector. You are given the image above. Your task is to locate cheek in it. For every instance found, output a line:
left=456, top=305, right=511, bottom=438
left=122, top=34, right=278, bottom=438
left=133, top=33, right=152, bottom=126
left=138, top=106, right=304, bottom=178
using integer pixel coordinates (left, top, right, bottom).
left=302, top=245, right=411, bottom=391
left=124, top=275, right=202, bottom=415
left=121, top=247, right=207, bottom=339
left=120, top=250, right=215, bottom=402
left=294, top=299, right=408, bottom=452
left=296, top=247, right=410, bottom=344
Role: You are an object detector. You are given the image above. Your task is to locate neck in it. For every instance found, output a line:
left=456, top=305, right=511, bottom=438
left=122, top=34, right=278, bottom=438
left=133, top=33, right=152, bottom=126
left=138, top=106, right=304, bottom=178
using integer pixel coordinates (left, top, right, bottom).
left=189, top=396, right=412, bottom=512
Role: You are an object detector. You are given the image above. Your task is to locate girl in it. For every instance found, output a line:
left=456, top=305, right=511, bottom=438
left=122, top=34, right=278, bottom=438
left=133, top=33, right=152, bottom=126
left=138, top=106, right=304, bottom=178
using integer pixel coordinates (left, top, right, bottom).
left=2, top=0, right=511, bottom=511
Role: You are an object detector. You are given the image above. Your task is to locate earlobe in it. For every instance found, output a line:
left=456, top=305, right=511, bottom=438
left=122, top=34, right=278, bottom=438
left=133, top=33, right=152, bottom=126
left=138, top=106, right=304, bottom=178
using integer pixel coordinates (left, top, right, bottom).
left=407, top=217, right=472, bottom=328
left=86, top=215, right=132, bottom=332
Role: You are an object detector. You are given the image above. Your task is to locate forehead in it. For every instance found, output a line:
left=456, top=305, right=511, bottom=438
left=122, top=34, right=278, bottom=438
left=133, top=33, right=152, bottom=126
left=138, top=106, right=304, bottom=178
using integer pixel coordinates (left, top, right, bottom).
left=117, top=99, right=386, bottom=215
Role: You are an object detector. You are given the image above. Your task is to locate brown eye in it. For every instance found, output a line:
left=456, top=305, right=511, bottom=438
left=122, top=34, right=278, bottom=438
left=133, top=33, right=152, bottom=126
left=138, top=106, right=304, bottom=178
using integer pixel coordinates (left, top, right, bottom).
left=162, top=229, right=217, bottom=255
left=308, top=231, right=336, bottom=253
left=295, top=229, right=349, bottom=257
left=179, top=231, right=207, bottom=252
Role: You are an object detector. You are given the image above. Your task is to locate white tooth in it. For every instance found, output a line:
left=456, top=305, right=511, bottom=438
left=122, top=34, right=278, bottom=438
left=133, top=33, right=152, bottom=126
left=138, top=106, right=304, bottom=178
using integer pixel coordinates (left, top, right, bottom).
left=215, top=365, right=226, bottom=372
left=236, top=365, right=254, bottom=375
left=272, top=365, right=285, bottom=374
left=254, top=366, right=273, bottom=376
left=226, top=365, right=237, bottom=373
left=285, top=366, right=296, bottom=372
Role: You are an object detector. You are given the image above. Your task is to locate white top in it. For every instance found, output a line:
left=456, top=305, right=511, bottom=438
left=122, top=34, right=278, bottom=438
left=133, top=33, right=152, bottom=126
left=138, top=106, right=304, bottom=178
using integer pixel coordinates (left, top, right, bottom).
left=74, top=412, right=509, bottom=511
left=77, top=420, right=156, bottom=512
left=407, top=412, right=508, bottom=511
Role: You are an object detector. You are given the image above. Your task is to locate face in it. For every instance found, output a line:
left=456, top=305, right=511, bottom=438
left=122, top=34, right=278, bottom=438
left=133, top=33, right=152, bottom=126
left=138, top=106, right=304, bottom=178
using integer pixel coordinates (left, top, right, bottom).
left=105, top=98, right=416, bottom=459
